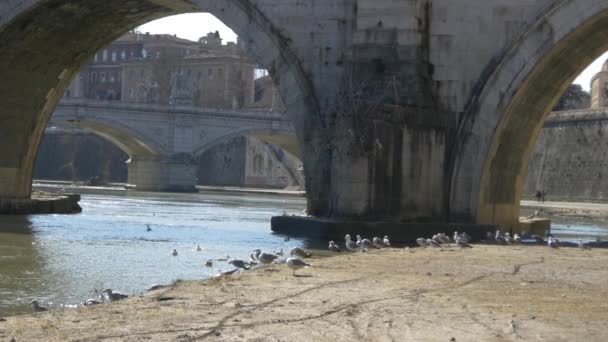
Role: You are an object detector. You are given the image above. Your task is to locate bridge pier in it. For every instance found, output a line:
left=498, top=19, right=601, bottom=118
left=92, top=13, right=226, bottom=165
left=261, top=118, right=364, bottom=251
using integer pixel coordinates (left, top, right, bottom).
left=126, top=156, right=197, bottom=193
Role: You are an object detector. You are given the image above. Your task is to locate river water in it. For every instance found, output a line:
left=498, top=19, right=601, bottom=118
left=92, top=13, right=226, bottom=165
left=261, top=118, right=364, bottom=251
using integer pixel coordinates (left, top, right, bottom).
left=1, top=191, right=607, bottom=316
left=0, top=192, right=306, bottom=315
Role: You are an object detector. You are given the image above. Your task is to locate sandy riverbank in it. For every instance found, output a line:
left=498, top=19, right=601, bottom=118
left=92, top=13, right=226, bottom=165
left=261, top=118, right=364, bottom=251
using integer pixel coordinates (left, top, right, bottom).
left=2, top=245, right=607, bottom=341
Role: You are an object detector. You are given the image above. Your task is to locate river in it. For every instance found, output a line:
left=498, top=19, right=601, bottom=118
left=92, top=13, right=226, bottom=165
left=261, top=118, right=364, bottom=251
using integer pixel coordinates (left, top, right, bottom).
left=0, top=191, right=306, bottom=315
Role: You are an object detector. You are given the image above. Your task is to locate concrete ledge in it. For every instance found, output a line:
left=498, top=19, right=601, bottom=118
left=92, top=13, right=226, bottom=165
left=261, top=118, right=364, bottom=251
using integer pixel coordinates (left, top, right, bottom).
left=519, top=217, right=551, bottom=235
left=0, top=192, right=81, bottom=214
left=271, top=215, right=495, bottom=243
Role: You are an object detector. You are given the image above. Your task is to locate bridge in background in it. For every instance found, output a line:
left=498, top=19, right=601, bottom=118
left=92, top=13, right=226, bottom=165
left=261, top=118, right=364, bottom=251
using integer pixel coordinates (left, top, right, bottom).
left=49, top=99, right=298, bottom=192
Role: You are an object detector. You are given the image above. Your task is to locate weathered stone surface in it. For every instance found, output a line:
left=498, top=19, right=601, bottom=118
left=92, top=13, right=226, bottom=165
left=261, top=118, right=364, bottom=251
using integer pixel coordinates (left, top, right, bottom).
left=0, top=191, right=81, bottom=214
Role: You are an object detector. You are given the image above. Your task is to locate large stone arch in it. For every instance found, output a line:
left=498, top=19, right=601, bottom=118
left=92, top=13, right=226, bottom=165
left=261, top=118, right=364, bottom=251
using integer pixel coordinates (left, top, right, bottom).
left=450, top=1, right=608, bottom=230
left=0, top=0, right=318, bottom=200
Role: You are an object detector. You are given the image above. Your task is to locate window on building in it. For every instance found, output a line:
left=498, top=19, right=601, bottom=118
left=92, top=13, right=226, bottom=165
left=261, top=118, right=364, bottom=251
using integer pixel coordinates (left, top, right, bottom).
left=208, top=68, right=213, bottom=79
left=128, top=88, right=134, bottom=97
left=100, top=72, right=106, bottom=83
left=109, top=74, right=115, bottom=83
left=187, top=69, right=191, bottom=76
left=156, top=51, right=161, bottom=59
left=102, top=50, right=107, bottom=62
left=90, top=72, right=97, bottom=82
left=111, top=51, right=117, bottom=62
left=218, top=68, right=224, bottom=77
left=65, top=90, right=71, bottom=98
left=198, top=71, right=202, bottom=80
left=140, top=70, right=144, bottom=78
left=142, top=48, right=147, bottom=58
left=94, top=53, right=98, bottom=63
left=121, top=50, right=126, bottom=60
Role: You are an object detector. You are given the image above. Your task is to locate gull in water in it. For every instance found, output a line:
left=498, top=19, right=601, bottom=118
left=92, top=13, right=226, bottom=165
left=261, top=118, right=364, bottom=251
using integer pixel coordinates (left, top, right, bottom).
left=495, top=230, right=507, bottom=245
left=578, top=240, right=592, bottom=250
left=456, top=236, right=473, bottom=248
left=345, top=234, right=358, bottom=252
left=328, top=240, right=341, bottom=252
left=286, top=257, right=311, bottom=276
left=171, top=249, right=178, bottom=256
left=290, top=247, right=311, bottom=258
left=383, top=236, right=391, bottom=247
left=205, top=259, right=213, bottom=267
left=255, top=250, right=278, bottom=265
left=30, top=300, right=48, bottom=312
left=146, top=224, right=152, bottom=232
left=416, top=238, right=429, bottom=248
left=193, top=244, right=202, bottom=252
left=548, top=236, right=559, bottom=249
left=373, top=237, right=387, bottom=248
left=228, top=259, right=251, bottom=270
left=103, top=289, right=128, bottom=302
left=356, top=235, right=373, bottom=250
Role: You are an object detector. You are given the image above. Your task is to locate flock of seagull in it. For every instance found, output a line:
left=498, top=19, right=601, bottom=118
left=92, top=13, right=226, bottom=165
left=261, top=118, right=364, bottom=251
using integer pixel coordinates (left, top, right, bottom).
left=30, top=225, right=594, bottom=313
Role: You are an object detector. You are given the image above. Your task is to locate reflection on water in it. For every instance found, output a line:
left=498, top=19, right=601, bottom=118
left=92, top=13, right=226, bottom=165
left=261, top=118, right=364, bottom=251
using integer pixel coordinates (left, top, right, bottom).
left=551, top=223, right=608, bottom=242
left=0, top=192, right=306, bottom=315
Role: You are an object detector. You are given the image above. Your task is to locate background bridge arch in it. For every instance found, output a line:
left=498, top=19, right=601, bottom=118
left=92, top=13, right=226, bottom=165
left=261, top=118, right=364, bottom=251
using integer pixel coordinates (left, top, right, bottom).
left=0, top=0, right=317, bottom=199
left=451, top=1, right=608, bottom=229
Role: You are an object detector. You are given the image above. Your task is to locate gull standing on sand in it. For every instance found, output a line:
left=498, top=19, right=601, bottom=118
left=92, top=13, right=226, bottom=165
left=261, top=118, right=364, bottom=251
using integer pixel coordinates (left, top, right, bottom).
left=345, top=234, right=358, bottom=251
left=505, top=232, right=513, bottom=245
left=30, top=300, right=48, bottom=312
left=383, top=236, right=391, bottom=247
left=328, top=241, right=341, bottom=252
left=83, top=298, right=101, bottom=306
left=456, top=236, right=473, bottom=248
left=286, top=257, right=311, bottom=276
left=257, top=250, right=279, bottom=265
left=103, top=289, right=128, bottom=302
left=495, top=230, right=507, bottom=245
left=171, top=249, right=178, bottom=256
left=373, top=237, right=387, bottom=248
left=428, top=239, right=443, bottom=249
left=356, top=235, right=373, bottom=250
left=548, top=237, right=559, bottom=249
left=228, top=259, right=251, bottom=270
left=578, top=240, right=592, bottom=250
left=513, top=234, right=522, bottom=244
left=416, top=238, right=429, bottom=248
left=290, top=247, right=311, bottom=258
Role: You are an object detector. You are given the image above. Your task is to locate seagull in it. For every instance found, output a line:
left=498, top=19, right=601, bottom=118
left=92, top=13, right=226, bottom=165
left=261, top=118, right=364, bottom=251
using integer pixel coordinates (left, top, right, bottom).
left=258, top=252, right=279, bottom=265
left=205, top=259, right=213, bottom=267
left=194, top=244, right=202, bottom=252
left=286, top=257, right=310, bottom=276
left=505, top=233, right=513, bottom=245
left=416, top=238, right=429, bottom=248
left=383, top=236, right=391, bottom=247
left=372, top=237, right=387, bottom=248
left=328, top=241, right=341, bottom=252
left=171, top=249, right=178, bottom=256
left=83, top=298, right=102, bottom=306
left=437, top=233, right=451, bottom=246
left=249, top=253, right=259, bottom=265
left=274, top=248, right=284, bottom=256
left=453, top=231, right=460, bottom=244
left=30, top=300, right=48, bottom=312
left=548, top=237, right=559, bottom=249
left=253, top=249, right=262, bottom=260
left=456, top=236, right=473, bottom=248
left=146, top=284, right=168, bottom=292
left=578, top=240, right=592, bottom=250
left=345, top=234, right=358, bottom=251
left=290, top=247, right=311, bottom=258
left=513, top=234, right=522, bottom=243
left=102, top=289, right=128, bottom=302
left=460, top=232, right=472, bottom=244
left=428, top=238, right=443, bottom=249
left=146, top=224, right=152, bottom=232
left=495, top=230, right=507, bottom=245
left=356, top=235, right=373, bottom=250
left=228, top=259, right=251, bottom=270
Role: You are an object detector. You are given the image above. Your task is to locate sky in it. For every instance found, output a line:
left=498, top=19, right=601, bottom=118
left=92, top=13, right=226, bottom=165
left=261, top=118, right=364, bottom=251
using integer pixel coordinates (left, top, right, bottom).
left=138, top=13, right=607, bottom=91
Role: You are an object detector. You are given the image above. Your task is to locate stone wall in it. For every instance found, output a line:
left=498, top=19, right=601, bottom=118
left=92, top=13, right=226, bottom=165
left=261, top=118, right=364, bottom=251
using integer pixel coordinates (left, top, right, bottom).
left=524, top=109, right=608, bottom=201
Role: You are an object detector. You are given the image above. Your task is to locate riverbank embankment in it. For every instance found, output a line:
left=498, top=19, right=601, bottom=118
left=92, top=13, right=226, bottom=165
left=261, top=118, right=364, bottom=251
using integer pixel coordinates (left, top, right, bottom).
left=2, top=245, right=607, bottom=341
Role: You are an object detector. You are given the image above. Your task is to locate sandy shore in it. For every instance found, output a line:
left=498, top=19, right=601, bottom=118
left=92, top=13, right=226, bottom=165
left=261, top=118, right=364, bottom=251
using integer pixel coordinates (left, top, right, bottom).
left=1, top=245, right=607, bottom=341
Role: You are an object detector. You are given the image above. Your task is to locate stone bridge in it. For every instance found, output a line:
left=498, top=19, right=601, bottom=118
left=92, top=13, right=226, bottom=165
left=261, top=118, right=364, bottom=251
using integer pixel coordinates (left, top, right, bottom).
left=49, top=99, right=297, bottom=191
left=2, top=1, right=608, bottom=234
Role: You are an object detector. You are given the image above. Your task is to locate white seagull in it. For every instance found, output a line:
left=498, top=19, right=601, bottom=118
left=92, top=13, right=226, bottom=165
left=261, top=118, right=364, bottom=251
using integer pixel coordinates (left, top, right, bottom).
left=383, top=236, right=391, bottom=247
left=257, top=251, right=279, bottom=265
left=548, top=237, right=559, bottom=249
left=495, top=230, right=507, bottom=245
left=171, top=249, right=178, bottom=256
left=194, top=244, right=202, bottom=252
left=456, top=236, right=473, bottom=248
left=146, top=224, right=152, bottom=232
left=103, top=289, right=128, bottom=302
left=428, top=238, right=443, bottom=249
left=578, top=240, right=591, bottom=250
left=356, top=235, right=373, bottom=250
left=345, top=234, right=358, bottom=251
left=328, top=241, right=341, bottom=252
left=286, top=257, right=311, bottom=276
left=290, top=247, right=311, bottom=258
left=416, top=238, right=429, bottom=248
left=505, top=232, right=513, bottom=245
left=372, top=237, right=387, bottom=248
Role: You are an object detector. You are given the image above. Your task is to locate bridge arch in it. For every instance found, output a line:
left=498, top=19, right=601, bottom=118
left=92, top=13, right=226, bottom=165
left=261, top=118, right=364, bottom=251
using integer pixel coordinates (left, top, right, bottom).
left=0, top=0, right=317, bottom=199
left=451, top=1, right=608, bottom=230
